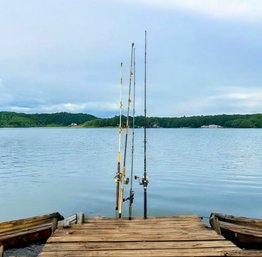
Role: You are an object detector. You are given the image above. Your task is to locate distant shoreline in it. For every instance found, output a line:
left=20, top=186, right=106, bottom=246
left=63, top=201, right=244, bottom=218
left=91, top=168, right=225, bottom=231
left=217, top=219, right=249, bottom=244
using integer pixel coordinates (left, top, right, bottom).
left=0, top=111, right=261, bottom=128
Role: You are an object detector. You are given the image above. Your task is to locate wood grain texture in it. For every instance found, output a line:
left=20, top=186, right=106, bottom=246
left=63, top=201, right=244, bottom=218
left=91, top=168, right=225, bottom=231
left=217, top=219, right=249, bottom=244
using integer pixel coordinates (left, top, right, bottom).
left=0, top=212, right=63, bottom=249
left=39, top=216, right=262, bottom=257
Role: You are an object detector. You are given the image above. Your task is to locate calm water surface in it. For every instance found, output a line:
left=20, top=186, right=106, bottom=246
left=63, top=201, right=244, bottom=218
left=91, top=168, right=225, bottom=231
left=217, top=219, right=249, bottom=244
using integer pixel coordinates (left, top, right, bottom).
left=1, top=128, right=262, bottom=222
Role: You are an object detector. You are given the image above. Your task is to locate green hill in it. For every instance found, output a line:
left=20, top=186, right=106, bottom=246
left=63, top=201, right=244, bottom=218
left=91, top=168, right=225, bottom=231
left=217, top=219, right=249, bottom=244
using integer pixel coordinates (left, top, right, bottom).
left=0, top=112, right=97, bottom=127
left=83, top=114, right=262, bottom=128
left=1, top=112, right=261, bottom=128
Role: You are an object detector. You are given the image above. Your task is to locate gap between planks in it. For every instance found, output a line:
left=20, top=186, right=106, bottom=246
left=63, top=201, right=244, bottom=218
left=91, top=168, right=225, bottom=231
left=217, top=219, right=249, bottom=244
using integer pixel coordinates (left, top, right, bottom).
left=39, top=216, right=262, bottom=257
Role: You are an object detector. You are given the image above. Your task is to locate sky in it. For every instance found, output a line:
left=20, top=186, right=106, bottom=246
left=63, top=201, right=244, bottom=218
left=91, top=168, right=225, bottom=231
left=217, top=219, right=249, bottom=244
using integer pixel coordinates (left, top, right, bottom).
left=0, top=0, right=262, bottom=117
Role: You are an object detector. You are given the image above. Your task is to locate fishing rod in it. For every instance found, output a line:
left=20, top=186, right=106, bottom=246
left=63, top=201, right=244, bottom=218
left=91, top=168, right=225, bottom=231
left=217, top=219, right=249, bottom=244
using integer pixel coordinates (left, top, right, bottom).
left=123, top=48, right=136, bottom=220
left=135, top=31, right=149, bottom=219
left=142, top=30, right=149, bottom=219
left=114, top=62, right=123, bottom=213
left=119, top=43, right=134, bottom=218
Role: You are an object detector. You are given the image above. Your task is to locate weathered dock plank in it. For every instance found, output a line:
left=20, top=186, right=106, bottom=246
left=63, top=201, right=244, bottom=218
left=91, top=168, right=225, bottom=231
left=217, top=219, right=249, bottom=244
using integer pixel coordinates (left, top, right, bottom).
left=39, top=248, right=238, bottom=257
left=43, top=241, right=236, bottom=250
left=39, top=216, right=262, bottom=257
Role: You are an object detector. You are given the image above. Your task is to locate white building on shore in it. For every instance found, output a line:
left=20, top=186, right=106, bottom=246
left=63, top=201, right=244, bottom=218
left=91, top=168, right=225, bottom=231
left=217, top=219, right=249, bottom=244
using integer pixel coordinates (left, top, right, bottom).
left=201, top=124, right=222, bottom=128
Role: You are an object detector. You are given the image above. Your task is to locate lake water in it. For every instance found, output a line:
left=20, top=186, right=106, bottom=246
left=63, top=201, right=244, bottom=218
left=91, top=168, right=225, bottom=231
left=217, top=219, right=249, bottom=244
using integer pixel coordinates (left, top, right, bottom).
left=1, top=128, right=262, bottom=224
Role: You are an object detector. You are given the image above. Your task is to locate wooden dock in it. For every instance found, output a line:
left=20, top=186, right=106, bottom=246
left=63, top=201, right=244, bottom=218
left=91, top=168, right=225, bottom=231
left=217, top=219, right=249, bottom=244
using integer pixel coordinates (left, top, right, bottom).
left=39, top=216, right=262, bottom=257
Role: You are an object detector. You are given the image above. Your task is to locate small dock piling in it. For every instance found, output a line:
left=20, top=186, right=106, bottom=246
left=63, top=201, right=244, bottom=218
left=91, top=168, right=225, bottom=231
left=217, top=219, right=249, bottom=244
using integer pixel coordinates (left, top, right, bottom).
left=39, top=216, right=262, bottom=256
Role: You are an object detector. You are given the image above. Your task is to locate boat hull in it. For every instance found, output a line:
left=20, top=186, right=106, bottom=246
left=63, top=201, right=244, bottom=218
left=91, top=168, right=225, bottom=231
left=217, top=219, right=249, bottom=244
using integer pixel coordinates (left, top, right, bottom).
left=0, top=212, right=63, bottom=249
left=210, top=212, right=262, bottom=250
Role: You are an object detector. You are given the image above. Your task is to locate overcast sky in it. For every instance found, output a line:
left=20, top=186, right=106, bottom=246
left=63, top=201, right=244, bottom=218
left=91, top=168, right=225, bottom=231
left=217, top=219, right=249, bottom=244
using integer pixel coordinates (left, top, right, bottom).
left=0, top=0, right=262, bottom=117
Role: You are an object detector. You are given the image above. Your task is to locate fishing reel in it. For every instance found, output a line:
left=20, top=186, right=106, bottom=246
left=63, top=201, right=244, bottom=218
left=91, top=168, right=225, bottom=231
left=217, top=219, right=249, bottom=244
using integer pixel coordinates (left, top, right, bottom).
left=114, top=174, right=129, bottom=185
left=135, top=175, right=149, bottom=188
left=123, top=190, right=134, bottom=204
left=114, top=174, right=121, bottom=183
left=124, top=177, right=129, bottom=184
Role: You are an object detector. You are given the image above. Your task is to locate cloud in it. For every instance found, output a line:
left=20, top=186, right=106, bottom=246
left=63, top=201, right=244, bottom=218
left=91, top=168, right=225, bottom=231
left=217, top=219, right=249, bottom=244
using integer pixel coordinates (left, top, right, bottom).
left=0, top=79, right=14, bottom=105
left=39, top=102, right=119, bottom=114
left=156, top=87, right=262, bottom=117
left=206, top=87, right=262, bottom=114
left=213, top=87, right=262, bottom=110
left=0, top=1, right=261, bottom=117
left=125, top=0, right=262, bottom=22
left=0, top=78, right=5, bottom=91
left=1, top=101, right=119, bottom=117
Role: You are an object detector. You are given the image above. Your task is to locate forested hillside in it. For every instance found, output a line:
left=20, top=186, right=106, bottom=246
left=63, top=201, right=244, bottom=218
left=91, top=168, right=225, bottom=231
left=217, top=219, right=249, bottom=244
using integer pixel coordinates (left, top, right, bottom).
left=83, top=114, right=262, bottom=128
left=1, top=112, right=261, bottom=128
left=0, top=112, right=97, bottom=127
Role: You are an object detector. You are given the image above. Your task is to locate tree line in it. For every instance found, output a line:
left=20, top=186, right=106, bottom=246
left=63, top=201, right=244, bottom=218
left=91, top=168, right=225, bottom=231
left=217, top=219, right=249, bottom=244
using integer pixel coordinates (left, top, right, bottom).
left=83, top=114, right=262, bottom=128
left=0, top=112, right=96, bottom=127
left=0, top=111, right=261, bottom=128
